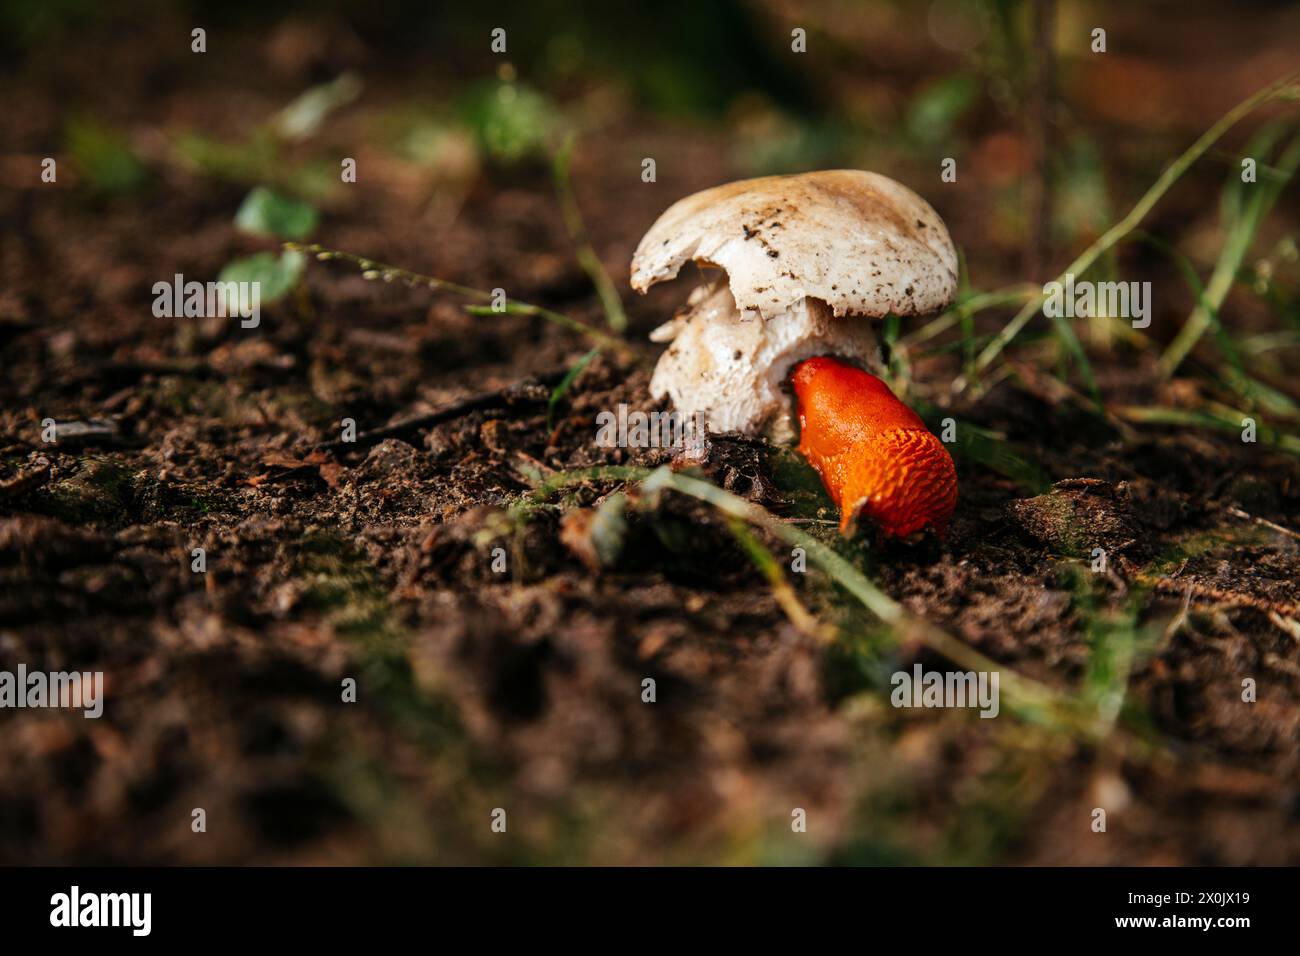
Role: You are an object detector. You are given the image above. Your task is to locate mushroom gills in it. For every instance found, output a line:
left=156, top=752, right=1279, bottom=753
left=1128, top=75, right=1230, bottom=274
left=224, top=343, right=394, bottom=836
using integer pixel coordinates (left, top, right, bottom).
left=648, top=282, right=881, bottom=440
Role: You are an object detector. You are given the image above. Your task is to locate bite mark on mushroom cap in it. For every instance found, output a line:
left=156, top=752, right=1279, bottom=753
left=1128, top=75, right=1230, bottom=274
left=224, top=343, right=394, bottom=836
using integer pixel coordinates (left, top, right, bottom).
left=631, top=169, right=958, bottom=320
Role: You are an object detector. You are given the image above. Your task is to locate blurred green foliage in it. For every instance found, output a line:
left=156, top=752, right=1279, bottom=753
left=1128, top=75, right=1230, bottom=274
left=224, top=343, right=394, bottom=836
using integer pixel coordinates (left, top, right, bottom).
left=736, top=117, right=858, bottom=177
left=458, top=80, right=563, bottom=167
left=234, top=186, right=320, bottom=240
left=0, top=0, right=118, bottom=53
left=272, top=72, right=363, bottom=142
left=175, top=131, right=339, bottom=200
left=905, top=73, right=980, bottom=146
left=223, top=184, right=317, bottom=306
left=173, top=73, right=363, bottom=200
left=1053, top=133, right=1112, bottom=244
left=218, top=249, right=306, bottom=305
left=4, top=0, right=814, bottom=118
left=64, top=117, right=148, bottom=195
left=174, top=131, right=278, bottom=183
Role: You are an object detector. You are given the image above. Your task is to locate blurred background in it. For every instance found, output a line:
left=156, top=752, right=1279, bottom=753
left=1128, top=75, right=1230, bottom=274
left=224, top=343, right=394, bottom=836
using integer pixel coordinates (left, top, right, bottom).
left=4, top=0, right=1298, bottom=347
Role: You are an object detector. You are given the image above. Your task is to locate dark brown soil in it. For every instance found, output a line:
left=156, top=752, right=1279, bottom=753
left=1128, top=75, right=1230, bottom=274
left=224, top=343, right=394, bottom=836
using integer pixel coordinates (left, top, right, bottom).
left=2, top=7, right=1298, bottom=865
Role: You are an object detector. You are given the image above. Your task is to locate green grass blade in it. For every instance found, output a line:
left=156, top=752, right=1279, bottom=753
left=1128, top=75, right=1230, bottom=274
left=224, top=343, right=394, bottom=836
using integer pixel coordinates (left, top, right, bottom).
left=553, top=132, right=628, bottom=333
left=1160, top=128, right=1300, bottom=375
left=971, top=70, right=1299, bottom=383
left=547, top=347, right=601, bottom=431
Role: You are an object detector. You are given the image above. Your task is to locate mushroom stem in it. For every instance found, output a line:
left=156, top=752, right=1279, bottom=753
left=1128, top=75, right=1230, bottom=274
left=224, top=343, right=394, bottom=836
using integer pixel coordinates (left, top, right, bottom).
left=791, top=356, right=957, bottom=539
left=648, top=283, right=882, bottom=439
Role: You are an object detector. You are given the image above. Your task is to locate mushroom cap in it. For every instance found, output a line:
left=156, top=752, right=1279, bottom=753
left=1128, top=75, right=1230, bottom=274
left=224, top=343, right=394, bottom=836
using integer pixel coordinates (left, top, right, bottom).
left=631, top=170, right=958, bottom=319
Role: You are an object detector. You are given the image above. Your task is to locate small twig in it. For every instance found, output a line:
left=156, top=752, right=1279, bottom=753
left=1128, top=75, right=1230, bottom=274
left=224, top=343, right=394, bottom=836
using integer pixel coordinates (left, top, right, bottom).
left=1223, top=504, right=1300, bottom=541
left=1142, top=574, right=1298, bottom=617
left=0, top=464, right=51, bottom=499
left=1006, top=359, right=1140, bottom=442
left=1268, top=612, right=1300, bottom=642
left=316, top=371, right=566, bottom=453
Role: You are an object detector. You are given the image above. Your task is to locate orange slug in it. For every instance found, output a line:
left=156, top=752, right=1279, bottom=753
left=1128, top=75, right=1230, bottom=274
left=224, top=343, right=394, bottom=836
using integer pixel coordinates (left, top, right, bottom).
left=791, top=356, right=957, bottom=539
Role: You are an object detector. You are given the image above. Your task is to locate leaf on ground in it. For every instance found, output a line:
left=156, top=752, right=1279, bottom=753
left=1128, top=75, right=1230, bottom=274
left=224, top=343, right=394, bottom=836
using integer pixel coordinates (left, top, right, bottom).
left=559, top=493, right=628, bottom=570
left=218, top=249, right=306, bottom=304
left=318, top=463, right=344, bottom=490
left=272, top=72, right=363, bottom=142
left=234, top=186, right=319, bottom=239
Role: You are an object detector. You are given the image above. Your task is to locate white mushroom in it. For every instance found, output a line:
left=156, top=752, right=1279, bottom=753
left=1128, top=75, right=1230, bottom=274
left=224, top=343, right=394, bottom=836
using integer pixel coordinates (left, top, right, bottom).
left=632, top=170, right=958, bottom=437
